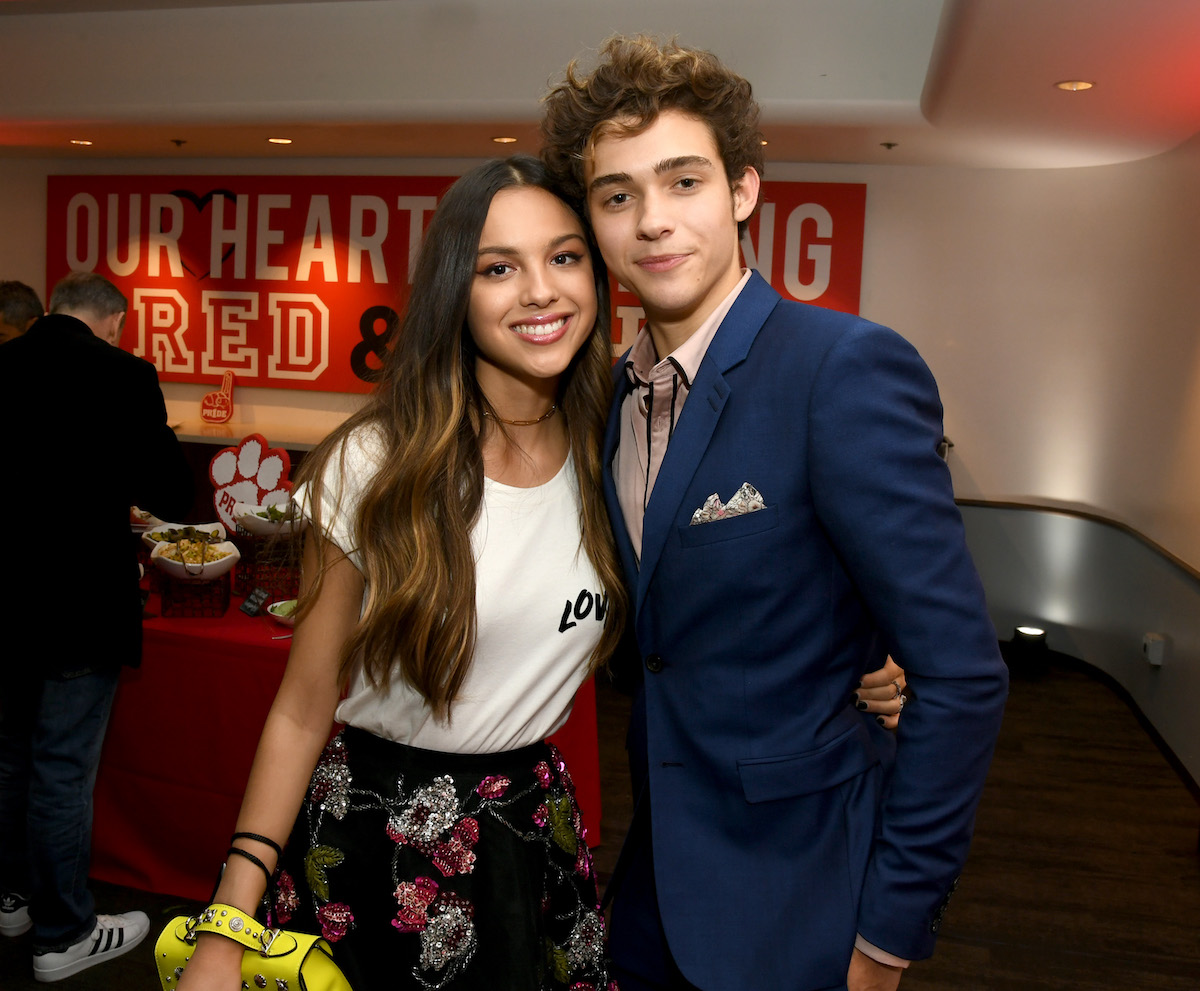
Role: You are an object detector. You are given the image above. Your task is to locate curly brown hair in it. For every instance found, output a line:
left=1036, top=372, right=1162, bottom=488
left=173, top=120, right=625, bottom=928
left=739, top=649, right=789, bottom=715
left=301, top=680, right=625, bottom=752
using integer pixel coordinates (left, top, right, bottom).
left=541, top=35, right=764, bottom=234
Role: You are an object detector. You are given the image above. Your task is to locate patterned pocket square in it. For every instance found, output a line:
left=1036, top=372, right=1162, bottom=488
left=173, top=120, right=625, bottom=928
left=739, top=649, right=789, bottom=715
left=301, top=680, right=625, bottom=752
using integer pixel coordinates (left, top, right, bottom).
left=689, top=482, right=767, bottom=525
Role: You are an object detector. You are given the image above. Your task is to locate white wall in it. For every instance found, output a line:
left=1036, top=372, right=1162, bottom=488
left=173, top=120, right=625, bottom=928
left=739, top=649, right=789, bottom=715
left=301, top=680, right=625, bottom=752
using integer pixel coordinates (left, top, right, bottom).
left=772, top=136, right=1200, bottom=571
left=5, top=134, right=1200, bottom=568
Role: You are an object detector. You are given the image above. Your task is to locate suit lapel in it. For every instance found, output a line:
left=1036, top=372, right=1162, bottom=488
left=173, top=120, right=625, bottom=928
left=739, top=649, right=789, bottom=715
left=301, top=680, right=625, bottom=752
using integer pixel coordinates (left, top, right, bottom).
left=634, top=272, right=782, bottom=610
left=634, top=368, right=728, bottom=612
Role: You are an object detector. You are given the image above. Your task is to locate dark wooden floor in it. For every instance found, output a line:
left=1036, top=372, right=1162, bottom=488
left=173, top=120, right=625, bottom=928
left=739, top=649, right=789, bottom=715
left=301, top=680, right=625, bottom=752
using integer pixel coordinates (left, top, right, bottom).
left=2, top=657, right=1197, bottom=989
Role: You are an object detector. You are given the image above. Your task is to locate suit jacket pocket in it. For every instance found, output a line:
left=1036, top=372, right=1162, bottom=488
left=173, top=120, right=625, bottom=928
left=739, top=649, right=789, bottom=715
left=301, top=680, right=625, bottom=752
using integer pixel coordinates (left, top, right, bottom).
left=677, top=504, right=779, bottom=548
left=737, top=719, right=879, bottom=803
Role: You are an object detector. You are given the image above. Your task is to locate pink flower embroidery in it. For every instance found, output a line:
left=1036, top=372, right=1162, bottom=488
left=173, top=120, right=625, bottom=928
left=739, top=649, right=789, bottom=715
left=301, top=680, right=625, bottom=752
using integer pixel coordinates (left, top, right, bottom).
left=532, top=803, right=549, bottom=827
left=550, top=744, right=576, bottom=793
left=393, top=877, right=439, bottom=932
left=423, top=818, right=480, bottom=877
left=574, top=837, right=592, bottom=879
left=405, top=817, right=480, bottom=878
left=475, top=775, right=510, bottom=799
left=454, top=818, right=480, bottom=845
left=272, top=870, right=299, bottom=925
left=315, top=901, right=354, bottom=942
left=534, top=761, right=553, bottom=789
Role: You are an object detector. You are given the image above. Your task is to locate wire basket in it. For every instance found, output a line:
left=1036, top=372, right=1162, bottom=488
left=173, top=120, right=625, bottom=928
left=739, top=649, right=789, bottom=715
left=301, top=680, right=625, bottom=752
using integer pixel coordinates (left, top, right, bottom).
left=160, top=572, right=232, bottom=618
left=232, top=531, right=301, bottom=600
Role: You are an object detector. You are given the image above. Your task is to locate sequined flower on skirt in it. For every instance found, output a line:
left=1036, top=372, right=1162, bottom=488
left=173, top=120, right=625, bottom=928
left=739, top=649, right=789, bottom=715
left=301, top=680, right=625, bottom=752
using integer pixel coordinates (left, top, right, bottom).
left=565, top=913, right=606, bottom=972
left=424, top=817, right=479, bottom=877
left=391, top=776, right=461, bottom=844
left=393, top=876, right=440, bottom=932
left=272, top=869, right=300, bottom=926
left=549, top=744, right=575, bottom=794
left=419, top=892, right=477, bottom=975
left=315, top=901, right=354, bottom=942
left=309, top=736, right=352, bottom=820
left=475, top=775, right=511, bottom=799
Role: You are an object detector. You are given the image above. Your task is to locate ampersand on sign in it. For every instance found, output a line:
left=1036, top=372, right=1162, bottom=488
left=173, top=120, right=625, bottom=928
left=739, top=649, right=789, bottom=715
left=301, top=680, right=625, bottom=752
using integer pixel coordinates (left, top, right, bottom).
left=350, top=305, right=400, bottom=383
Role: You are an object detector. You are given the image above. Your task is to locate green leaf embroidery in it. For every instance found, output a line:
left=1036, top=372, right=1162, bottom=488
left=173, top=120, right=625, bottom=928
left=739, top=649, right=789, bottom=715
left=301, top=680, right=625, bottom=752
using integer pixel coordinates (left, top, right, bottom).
left=548, top=795, right=576, bottom=854
left=304, top=845, right=345, bottom=903
left=547, top=939, right=570, bottom=983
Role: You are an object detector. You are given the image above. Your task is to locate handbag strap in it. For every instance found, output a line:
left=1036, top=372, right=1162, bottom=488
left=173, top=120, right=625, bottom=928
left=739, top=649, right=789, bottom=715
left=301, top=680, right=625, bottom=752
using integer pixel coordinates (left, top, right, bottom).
left=186, top=903, right=280, bottom=955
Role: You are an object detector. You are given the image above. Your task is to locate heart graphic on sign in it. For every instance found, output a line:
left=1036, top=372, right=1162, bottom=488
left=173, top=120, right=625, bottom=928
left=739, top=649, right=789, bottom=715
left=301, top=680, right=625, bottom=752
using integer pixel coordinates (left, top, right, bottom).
left=169, top=187, right=240, bottom=281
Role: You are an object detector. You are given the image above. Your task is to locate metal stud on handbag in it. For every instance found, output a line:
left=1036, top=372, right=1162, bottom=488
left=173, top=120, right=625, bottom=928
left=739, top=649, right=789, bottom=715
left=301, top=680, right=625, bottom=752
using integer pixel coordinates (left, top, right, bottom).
left=154, top=903, right=352, bottom=991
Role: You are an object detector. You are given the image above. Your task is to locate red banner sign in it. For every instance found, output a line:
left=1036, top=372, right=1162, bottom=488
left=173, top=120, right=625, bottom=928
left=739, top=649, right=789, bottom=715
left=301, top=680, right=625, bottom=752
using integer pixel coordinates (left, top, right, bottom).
left=47, top=175, right=865, bottom=392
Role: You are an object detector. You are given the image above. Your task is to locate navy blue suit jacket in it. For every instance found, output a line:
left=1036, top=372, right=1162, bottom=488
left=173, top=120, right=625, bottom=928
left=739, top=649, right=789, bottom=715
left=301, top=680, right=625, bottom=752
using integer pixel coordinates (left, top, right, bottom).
left=602, top=272, right=1008, bottom=989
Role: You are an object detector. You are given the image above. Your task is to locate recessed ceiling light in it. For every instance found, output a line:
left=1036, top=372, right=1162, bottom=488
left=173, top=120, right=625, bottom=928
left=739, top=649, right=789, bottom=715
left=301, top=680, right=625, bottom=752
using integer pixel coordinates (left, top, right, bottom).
left=760, top=139, right=769, bottom=146
left=1054, top=80, right=1094, bottom=92
left=69, top=139, right=93, bottom=147
left=492, top=136, right=517, bottom=144
left=267, top=137, right=293, bottom=145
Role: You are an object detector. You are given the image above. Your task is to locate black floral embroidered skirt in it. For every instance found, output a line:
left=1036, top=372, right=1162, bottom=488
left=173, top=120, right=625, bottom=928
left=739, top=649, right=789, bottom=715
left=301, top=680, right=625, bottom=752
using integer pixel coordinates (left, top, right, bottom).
left=274, top=726, right=615, bottom=991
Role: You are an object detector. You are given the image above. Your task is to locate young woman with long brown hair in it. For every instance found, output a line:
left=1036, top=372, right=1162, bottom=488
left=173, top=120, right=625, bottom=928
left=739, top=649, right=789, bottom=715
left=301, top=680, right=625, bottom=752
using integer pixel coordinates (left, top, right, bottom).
left=176, top=155, right=625, bottom=991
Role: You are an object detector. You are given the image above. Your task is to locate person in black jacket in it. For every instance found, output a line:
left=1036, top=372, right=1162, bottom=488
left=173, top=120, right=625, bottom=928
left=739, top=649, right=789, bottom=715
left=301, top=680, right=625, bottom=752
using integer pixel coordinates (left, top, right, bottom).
left=0, top=271, right=193, bottom=982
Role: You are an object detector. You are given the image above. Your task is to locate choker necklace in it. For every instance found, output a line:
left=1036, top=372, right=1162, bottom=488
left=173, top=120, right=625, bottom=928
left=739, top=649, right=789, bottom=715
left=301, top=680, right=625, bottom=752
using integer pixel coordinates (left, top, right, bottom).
left=482, top=403, right=558, bottom=426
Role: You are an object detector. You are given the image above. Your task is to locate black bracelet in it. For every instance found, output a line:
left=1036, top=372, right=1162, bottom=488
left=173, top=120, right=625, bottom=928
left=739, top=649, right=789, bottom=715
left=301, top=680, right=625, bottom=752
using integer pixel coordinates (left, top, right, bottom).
left=216, top=847, right=281, bottom=928
left=230, top=831, right=283, bottom=858
left=225, top=846, right=272, bottom=885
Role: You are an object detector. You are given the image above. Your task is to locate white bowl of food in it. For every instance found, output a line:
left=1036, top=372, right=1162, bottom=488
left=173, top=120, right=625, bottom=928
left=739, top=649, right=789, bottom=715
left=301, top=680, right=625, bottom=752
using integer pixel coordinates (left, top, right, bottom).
left=234, top=502, right=299, bottom=537
left=150, top=538, right=240, bottom=581
left=142, top=522, right=226, bottom=550
left=265, top=598, right=298, bottom=627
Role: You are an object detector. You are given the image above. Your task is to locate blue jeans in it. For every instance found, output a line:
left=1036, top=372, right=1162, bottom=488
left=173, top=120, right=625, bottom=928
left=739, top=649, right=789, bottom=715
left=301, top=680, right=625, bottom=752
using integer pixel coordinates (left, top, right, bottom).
left=0, top=669, right=120, bottom=950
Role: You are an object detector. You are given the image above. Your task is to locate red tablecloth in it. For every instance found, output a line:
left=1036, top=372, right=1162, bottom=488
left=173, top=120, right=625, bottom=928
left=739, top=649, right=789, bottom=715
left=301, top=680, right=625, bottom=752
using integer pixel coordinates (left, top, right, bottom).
left=90, top=594, right=601, bottom=901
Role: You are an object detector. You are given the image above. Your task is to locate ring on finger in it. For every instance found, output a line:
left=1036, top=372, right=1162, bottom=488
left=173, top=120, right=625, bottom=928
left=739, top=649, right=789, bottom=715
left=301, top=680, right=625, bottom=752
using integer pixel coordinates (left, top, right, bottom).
left=897, top=693, right=908, bottom=711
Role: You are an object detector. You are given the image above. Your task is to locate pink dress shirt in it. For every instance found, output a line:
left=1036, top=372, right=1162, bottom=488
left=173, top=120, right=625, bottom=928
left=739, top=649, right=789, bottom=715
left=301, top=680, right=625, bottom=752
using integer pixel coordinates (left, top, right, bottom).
left=614, top=272, right=750, bottom=561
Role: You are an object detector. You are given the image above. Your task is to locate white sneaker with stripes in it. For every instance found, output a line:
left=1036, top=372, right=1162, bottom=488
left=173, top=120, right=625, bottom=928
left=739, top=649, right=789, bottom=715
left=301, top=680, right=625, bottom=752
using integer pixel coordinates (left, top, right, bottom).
left=32, top=911, right=150, bottom=982
left=0, top=892, right=32, bottom=937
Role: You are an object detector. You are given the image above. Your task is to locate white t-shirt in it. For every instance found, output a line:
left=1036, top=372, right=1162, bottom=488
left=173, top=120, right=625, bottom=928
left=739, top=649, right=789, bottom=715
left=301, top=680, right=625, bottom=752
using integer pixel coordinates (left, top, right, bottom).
left=297, top=424, right=606, bottom=754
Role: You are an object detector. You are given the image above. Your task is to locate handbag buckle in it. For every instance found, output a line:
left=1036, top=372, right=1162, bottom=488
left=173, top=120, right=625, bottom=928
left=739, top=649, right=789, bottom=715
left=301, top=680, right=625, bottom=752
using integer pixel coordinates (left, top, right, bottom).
left=259, top=927, right=280, bottom=954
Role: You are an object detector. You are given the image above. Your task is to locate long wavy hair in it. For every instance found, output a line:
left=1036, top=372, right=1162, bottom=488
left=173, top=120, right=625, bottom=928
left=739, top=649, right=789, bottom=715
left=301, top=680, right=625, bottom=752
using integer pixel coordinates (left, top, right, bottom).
left=296, top=156, right=626, bottom=721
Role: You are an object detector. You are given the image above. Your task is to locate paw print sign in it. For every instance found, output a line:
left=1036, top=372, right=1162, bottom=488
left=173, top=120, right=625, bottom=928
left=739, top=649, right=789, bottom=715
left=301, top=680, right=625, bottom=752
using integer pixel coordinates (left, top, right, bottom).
left=209, top=434, right=293, bottom=531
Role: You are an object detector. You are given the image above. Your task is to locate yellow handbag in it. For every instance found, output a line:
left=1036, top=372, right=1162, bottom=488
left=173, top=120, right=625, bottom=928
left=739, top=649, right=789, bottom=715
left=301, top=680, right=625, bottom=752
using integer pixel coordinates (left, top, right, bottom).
left=154, top=903, right=351, bottom=991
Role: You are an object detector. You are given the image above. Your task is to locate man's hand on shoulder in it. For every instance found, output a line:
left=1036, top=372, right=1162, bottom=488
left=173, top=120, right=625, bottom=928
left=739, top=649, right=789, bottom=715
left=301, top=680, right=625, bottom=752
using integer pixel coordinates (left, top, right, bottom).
left=848, top=948, right=904, bottom=991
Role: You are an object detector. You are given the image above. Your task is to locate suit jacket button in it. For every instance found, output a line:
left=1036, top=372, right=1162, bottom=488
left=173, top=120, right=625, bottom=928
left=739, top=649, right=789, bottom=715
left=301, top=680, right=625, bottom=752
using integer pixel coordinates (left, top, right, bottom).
left=645, top=653, right=664, bottom=673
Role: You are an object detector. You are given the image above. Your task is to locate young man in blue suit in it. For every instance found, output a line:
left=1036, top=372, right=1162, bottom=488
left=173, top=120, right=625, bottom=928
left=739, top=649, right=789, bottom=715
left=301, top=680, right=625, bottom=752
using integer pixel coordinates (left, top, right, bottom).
left=542, top=36, right=1009, bottom=991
